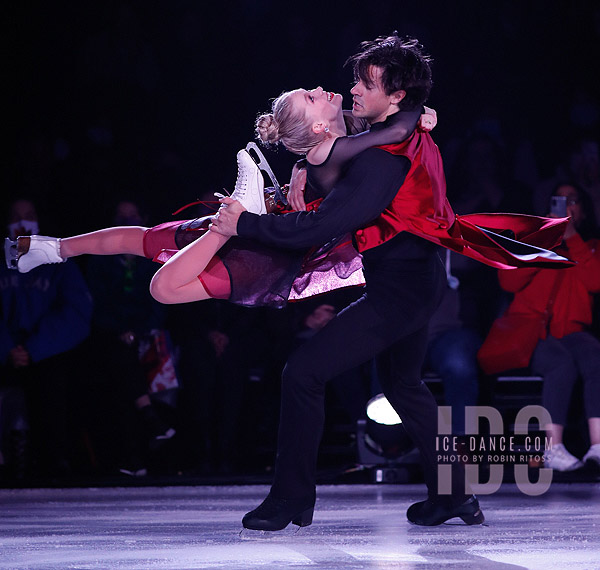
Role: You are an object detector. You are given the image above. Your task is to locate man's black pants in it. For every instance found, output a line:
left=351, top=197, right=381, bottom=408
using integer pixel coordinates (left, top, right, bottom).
left=270, top=254, right=467, bottom=501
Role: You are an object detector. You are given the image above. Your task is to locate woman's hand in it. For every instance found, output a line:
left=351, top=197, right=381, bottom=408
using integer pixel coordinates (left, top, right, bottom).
left=288, top=163, right=308, bottom=211
left=418, top=106, right=437, bottom=132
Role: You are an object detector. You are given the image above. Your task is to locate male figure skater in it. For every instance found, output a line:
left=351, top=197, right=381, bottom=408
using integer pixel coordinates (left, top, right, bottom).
left=212, top=34, right=484, bottom=528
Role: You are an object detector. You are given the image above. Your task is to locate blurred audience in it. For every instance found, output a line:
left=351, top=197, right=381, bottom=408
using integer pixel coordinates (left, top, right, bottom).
left=533, top=138, right=600, bottom=222
left=0, top=198, right=92, bottom=482
left=78, top=200, right=176, bottom=477
left=446, top=131, right=533, bottom=216
left=169, top=300, right=293, bottom=476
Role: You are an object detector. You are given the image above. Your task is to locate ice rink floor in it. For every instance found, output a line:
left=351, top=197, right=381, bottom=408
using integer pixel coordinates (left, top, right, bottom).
left=1, top=483, right=599, bottom=569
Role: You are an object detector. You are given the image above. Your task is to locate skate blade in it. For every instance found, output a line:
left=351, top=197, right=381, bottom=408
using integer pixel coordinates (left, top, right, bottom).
left=238, top=526, right=305, bottom=540
left=4, top=238, right=18, bottom=269
left=245, top=142, right=288, bottom=206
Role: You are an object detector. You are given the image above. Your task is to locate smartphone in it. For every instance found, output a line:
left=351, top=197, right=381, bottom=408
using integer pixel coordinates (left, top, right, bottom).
left=550, top=195, right=567, bottom=217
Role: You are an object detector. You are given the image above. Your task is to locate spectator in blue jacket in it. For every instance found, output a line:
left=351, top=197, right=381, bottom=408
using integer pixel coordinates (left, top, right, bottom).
left=0, top=198, right=92, bottom=481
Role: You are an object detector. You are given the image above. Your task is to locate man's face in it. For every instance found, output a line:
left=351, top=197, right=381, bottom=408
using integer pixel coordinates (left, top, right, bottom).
left=350, top=65, right=404, bottom=124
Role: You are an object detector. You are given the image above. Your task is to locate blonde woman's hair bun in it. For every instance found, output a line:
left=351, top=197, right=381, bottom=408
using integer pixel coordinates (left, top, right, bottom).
left=255, top=113, right=281, bottom=145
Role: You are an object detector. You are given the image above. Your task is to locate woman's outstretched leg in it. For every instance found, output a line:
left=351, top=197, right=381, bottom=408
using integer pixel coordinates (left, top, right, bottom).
left=13, top=227, right=148, bottom=273
left=60, top=227, right=148, bottom=257
left=149, top=231, right=231, bottom=304
left=13, top=222, right=227, bottom=304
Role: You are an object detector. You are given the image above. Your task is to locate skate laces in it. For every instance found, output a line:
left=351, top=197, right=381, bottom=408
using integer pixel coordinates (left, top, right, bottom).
left=173, top=147, right=262, bottom=215
left=232, top=152, right=253, bottom=199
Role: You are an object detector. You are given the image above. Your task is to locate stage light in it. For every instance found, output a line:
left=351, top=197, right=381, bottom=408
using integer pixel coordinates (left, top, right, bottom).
left=366, top=393, right=401, bottom=425
left=359, top=394, right=415, bottom=461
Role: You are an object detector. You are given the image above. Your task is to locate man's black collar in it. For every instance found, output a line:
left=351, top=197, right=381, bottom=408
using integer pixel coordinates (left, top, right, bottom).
left=370, top=107, right=421, bottom=132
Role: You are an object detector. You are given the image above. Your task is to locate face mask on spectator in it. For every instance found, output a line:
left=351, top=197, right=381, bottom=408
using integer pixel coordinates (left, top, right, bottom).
left=8, top=220, right=39, bottom=239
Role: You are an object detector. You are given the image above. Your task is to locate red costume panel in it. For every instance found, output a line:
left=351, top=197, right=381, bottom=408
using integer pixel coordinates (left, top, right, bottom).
left=355, top=131, right=573, bottom=270
left=143, top=221, right=181, bottom=262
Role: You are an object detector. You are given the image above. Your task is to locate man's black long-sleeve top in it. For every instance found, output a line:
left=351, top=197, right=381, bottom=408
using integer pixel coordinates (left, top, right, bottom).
left=237, top=111, right=439, bottom=307
left=238, top=111, right=414, bottom=249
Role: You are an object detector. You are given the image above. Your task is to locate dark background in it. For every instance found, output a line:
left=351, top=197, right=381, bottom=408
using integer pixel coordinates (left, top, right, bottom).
left=3, top=0, right=600, bottom=484
left=6, top=0, right=600, bottom=232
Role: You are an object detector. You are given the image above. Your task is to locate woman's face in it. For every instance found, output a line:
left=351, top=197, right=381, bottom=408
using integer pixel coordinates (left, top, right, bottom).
left=289, top=87, right=345, bottom=135
left=555, top=184, right=585, bottom=227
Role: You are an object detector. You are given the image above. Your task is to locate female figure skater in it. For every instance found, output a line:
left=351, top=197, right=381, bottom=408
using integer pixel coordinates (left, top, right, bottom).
left=9, top=89, right=435, bottom=308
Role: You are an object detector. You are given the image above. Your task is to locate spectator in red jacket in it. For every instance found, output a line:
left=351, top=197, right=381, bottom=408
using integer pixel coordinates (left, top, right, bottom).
left=497, top=183, right=600, bottom=472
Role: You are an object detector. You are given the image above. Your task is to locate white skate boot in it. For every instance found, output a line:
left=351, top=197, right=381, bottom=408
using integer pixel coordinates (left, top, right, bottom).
left=15, top=235, right=65, bottom=273
left=215, top=148, right=267, bottom=215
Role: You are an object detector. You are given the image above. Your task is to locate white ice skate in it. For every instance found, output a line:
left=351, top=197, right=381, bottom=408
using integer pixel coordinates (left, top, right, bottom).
left=14, top=235, right=65, bottom=273
left=214, top=148, right=267, bottom=215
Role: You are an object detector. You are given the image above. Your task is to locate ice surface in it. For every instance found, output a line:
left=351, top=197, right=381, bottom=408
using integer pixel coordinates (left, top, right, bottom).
left=0, top=483, right=598, bottom=569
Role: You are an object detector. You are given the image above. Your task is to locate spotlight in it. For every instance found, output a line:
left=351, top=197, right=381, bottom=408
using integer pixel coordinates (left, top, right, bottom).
left=355, top=394, right=421, bottom=483
left=366, top=393, right=401, bottom=425
left=362, top=394, right=415, bottom=460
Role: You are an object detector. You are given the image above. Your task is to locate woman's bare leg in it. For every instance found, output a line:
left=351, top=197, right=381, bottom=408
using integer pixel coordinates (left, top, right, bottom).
left=59, top=226, right=148, bottom=257
left=150, top=231, right=231, bottom=304
left=14, top=226, right=149, bottom=273
left=17, top=226, right=148, bottom=259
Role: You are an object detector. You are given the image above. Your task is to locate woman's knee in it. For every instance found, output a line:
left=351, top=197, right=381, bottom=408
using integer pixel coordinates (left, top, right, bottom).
left=149, top=269, right=176, bottom=304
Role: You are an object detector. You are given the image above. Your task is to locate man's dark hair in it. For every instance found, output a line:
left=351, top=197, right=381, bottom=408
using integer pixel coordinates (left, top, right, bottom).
left=345, top=33, right=433, bottom=111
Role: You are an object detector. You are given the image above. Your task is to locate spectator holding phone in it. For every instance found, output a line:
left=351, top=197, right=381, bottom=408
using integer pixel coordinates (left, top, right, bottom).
left=487, top=183, right=600, bottom=471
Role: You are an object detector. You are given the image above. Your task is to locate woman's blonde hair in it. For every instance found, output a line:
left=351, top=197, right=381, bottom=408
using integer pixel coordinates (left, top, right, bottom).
left=255, top=90, right=323, bottom=155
